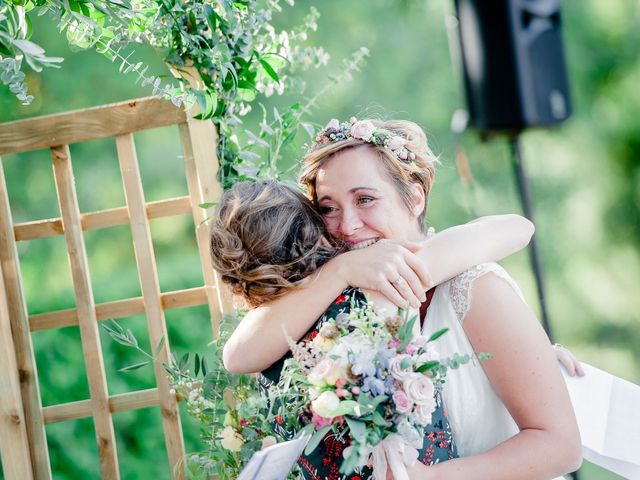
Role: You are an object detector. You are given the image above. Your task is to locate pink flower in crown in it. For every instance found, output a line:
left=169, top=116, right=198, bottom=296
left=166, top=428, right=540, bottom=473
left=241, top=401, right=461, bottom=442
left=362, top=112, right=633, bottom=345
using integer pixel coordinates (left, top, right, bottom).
left=350, top=120, right=376, bottom=141
left=325, top=118, right=340, bottom=131
left=387, top=136, right=406, bottom=151
left=392, top=390, right=413, bottom=414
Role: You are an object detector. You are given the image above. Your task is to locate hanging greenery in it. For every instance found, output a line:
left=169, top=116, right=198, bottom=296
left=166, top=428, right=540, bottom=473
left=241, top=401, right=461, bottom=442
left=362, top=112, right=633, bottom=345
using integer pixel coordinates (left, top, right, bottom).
left=0, top=0, right=368, bottom=186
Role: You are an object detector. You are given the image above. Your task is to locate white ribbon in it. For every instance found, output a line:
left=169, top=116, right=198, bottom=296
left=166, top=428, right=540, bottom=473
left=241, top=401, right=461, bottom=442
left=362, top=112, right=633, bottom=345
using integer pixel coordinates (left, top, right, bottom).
left=371, top=434, right=420, bottom=480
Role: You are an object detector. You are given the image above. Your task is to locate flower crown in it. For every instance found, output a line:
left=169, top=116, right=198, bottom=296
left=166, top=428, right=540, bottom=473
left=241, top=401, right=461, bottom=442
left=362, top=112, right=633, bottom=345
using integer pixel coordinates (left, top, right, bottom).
left=311, top=117, right=416, bottom=163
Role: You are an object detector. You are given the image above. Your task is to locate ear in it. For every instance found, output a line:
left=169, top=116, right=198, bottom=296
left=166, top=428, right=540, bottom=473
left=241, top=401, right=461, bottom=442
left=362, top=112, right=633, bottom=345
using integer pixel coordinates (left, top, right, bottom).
left=409, top=183, right=426, bottom=218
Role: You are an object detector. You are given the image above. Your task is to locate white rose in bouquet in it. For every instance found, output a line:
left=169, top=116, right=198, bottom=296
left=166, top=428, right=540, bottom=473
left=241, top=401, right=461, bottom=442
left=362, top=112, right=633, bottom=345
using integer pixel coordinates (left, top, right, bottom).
left=219, top=426, right=244, bottom=452
left=311, top=390, right=340, bottom=418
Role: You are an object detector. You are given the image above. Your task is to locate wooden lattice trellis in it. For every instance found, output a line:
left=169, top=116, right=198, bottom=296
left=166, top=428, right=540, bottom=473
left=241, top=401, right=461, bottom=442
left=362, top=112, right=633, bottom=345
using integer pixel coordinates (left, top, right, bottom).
left=0, top=97, right=234, bottom=479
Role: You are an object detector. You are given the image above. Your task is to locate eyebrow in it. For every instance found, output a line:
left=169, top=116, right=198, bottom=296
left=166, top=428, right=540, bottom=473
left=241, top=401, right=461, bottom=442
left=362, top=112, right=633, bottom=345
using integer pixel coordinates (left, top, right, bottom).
left=317, top=187, right=379, bottom=203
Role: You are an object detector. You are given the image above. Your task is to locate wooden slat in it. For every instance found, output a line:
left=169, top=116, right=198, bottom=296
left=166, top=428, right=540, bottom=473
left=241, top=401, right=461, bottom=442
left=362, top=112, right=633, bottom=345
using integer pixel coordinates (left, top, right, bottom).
left=42, top=389, right=160, bottom=424
left=175, top=66, right=233, bottom=339
left=29, top=286, right=208, bottom=331
left=0, top=158, right=52, bottom=480
left=14, top=196, right=192, bottom=241
left=0, top=266, right=34, bottom=480
left=179, top=121, right=232, bottom=341
left=0, top=97, right=187, bottom=156
left=116, top=134, right=184, bottom=479
left=51, top=145, right=120, bottom=479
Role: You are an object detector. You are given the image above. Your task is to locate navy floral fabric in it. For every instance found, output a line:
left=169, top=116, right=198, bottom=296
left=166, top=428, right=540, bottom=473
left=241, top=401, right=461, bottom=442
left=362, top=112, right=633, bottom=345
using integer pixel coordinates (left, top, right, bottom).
left=258, top=288, right=458, bottom=480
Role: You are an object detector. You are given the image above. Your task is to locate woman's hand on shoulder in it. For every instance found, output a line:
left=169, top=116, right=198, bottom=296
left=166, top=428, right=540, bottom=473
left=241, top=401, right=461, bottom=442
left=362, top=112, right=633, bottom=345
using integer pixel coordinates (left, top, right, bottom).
left=553, top=343, right=585, bottom=377
left=334, top=239, right=432, bottom=309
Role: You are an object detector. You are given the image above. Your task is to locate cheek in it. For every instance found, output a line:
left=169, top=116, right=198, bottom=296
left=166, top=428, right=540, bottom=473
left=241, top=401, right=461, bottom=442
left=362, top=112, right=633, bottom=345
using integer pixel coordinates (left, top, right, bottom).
left=322, top=216, right=341, bottom=236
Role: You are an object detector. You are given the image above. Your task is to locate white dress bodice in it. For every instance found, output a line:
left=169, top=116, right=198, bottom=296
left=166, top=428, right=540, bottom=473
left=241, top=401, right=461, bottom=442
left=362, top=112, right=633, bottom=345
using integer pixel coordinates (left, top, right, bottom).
left=421, top=263, right=564, bottom=479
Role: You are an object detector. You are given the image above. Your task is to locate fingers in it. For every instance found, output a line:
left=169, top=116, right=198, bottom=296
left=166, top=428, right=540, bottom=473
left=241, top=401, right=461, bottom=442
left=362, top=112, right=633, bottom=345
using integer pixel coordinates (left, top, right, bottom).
left=558, top=351, right=576, bottom=376
left=402, top=249, right=432, bottom=292
left=378, top=277, right=411, bottom=309
left=396, top=239, right=423, bottom=253
left=553, top=344, right=585, bottom=377
left=395, top=263, right=426, bottom=305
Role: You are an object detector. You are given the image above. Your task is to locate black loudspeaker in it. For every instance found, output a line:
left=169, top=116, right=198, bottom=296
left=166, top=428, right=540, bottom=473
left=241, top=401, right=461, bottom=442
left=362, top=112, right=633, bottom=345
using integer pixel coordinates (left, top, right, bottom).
left=454, top=0, right=572, bottom=133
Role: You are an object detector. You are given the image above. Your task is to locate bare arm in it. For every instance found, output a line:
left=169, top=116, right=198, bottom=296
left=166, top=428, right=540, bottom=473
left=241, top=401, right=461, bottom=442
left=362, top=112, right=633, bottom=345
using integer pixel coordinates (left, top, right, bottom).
left=419, top=214, right=534, bottom=287
left=406, top=274, right=582, bottom=480
left=223, top=214, right=534, bottom=374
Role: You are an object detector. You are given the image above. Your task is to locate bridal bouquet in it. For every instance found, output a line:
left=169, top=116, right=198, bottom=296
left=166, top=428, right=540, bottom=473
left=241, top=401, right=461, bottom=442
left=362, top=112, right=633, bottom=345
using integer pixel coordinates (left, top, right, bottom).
left=280, top=298, right=478, bottom=478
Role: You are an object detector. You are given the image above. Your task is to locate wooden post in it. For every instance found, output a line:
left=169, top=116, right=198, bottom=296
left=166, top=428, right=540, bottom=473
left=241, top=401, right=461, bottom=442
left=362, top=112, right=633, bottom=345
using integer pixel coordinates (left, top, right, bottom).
left=0, top=158, right=52, bottom=480
left=51, top=145, right=120, bottom=479
left=0, top=264, right=34, bottom=479
left=179, top=122, right=233, bottom=339
left=116, top=133, right=185, bottom=478
left=174, top=66, right=235, bottom=338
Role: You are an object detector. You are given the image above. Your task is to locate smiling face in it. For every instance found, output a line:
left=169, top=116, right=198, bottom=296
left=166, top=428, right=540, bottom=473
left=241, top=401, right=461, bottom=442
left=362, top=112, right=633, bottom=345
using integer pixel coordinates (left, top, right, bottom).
left=315, top=146, right=426, bottom=249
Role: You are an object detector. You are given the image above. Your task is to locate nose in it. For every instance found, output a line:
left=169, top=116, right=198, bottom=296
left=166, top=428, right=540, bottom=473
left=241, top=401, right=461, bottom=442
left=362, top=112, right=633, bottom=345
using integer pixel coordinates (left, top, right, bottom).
left=338, top=207, right=363, bottom=237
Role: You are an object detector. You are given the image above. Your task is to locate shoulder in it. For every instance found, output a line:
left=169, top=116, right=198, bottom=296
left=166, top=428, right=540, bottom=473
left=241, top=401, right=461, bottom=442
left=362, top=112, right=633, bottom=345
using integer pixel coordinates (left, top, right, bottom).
left=446, top=262, right=525, bottom=323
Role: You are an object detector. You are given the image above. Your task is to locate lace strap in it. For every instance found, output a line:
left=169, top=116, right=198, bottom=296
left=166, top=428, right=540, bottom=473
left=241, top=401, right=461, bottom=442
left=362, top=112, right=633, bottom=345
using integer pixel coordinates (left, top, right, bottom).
left=448, top=262, right=525, bottom=324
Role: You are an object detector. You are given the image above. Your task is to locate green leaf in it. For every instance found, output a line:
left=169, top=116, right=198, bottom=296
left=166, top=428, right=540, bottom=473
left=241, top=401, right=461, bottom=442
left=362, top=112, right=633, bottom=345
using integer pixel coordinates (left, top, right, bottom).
left=397, top=314, right=418, bottom=351
left=198, top=202, right=217, bottom=209
left=329, top=400, right=358, bottom=417
left=118, top=361, right=150, bottom=372
left=344, top=416, right=366, bottom=438
left=178, top=353, right=189, bottom=371
left=400, top=357, right=412, bottom=370
left=428, top=327, right=449, bottom=343
left=259, top=58, right=280, bottom=82
left=154, top=336, right=165, bottom=357
left=304, top=425, right=332, bottom=455
left=416, top=360, right=440, bottom=373
left=201, top=356, right=208, bottom=376
left=372, top=411, right=388, bottom=427
left=194, top=353, right=200, bottom=377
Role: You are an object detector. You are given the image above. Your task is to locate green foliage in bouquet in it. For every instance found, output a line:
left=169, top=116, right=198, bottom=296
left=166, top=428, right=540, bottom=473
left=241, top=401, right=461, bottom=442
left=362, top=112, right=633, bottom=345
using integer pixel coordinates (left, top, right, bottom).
left=102, top=314, right=306, bottom=480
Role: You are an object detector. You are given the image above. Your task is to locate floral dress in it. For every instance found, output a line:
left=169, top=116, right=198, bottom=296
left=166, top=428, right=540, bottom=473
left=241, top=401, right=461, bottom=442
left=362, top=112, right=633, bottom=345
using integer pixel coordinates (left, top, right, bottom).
left=258, top=287, right=458, bottom=480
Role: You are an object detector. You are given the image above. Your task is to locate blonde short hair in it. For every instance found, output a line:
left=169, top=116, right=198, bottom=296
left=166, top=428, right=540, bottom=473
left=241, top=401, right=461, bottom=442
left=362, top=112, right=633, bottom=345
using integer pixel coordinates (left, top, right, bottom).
left=299, top=119, right=437, bottom=231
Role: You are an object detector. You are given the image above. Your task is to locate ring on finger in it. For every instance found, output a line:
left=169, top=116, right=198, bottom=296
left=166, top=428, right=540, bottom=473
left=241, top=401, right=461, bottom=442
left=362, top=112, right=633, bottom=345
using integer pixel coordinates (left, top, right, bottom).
left=392, top=276, right=404, bottom=286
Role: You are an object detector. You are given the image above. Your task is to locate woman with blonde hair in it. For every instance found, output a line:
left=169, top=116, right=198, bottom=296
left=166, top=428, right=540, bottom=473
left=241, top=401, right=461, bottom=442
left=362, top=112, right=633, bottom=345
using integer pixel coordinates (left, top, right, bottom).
left=217, top=117, right=581, bottom=479
left=211, top=178, right=530, bottom=478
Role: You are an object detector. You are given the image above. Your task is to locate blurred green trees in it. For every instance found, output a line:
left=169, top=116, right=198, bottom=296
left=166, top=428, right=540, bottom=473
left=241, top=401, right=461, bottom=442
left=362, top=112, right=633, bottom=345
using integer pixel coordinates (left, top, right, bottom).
left=0, top=1, right=638, bottom=479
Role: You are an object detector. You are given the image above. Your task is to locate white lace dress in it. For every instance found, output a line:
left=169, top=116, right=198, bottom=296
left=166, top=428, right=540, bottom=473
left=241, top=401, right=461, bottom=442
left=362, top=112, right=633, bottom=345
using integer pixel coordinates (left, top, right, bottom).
left=421, top=262, right=565, bottom=480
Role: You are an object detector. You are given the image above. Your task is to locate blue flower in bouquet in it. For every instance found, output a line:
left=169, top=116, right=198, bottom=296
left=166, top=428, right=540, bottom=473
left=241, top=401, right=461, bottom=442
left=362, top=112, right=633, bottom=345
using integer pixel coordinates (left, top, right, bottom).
left=362, top=375, right=386, bottom=396
left=376, top=343, right=396, bottom=369
left=349, top=351, right=377, bottom=377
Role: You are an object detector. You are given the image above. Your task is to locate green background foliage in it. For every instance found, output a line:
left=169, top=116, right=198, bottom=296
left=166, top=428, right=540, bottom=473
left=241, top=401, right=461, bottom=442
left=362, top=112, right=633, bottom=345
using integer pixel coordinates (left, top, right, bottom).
left=1, top=1, right=638, bottom=479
